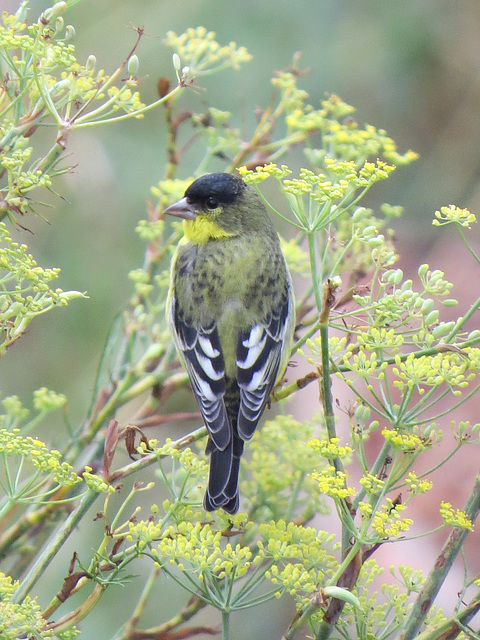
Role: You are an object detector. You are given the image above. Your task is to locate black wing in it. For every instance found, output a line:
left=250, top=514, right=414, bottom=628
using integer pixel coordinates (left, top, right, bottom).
left=236, top=283, right=293, bottom=440
left=168, top=294, right=230, bottom=451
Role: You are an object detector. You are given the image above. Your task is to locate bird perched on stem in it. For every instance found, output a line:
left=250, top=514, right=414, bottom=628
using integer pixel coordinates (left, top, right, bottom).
left=165, top=173, right=294, bottom=514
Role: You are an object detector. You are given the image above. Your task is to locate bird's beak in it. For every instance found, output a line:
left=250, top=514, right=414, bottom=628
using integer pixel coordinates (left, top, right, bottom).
left=164, top=197, right=197, bottom=220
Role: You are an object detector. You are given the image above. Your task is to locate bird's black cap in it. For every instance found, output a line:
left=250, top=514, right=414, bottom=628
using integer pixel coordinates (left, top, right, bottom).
left=184, top=173, right=246, bottom=207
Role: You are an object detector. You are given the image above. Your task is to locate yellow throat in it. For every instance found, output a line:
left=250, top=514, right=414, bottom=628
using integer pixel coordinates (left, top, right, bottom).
left=182, top=213, right=235, bottom=245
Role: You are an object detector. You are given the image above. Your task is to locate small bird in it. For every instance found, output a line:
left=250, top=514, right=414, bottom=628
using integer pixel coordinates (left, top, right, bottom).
left=165, top=173, right=294, bottom=514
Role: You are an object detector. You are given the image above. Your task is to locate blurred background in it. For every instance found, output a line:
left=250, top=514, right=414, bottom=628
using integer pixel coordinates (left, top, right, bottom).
left=2, top=0, right=480, bottom=637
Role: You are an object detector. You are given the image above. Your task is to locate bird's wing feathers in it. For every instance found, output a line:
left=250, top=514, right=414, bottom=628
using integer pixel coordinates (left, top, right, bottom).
left=236, top=283, right=293, bottom=441
left=169, top=296, right=230, bottom=450
left=170, top=272, right=292, bottom=458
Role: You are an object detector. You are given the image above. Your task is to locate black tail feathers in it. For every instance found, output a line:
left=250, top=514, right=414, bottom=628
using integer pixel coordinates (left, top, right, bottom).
left=204, top=434, right=244, bottom=514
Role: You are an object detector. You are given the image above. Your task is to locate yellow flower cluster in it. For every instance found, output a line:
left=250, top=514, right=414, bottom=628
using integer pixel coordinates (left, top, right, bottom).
left=239, top=163, right=292, bottom=183
left=0, top=223, right=84, bottom=354
left=342, top=350, right=388, bottom=385
left=266, top=562, right=317, bottom=598
left=308, top=437, right=352, bottom=460
left=311, top=466, right=355, bottom=499
left=0, top=428, right=80, bottom=487
left=270, top=71, right=309, bottom=112
left=357, top=327, right=404, bottom=352
left=0, top=571, right=51, bottom=640
left=404, top=472, right=433, bottom=495
left=439, top=502, right=473, bottom=531
left=381, top=429, right=425, bottom=453
left=173, top=447, right=210, bottom=475
left=259, top=520, right=336, bottom=600
left=127, top=519, right=163, bottom=551
left=156, top=521, right=253, bottom=579
left=1, top=395, right=29, bottom=424
left=164, top=27, right=251, bottom=75
left=392, top=352, right=476, bottom=396
left=284, top=93, right=417, bottom=167
left=106, top=85, right=145, bottom=115
left=242, top=161, right=394, bottom=206
left=433, top=205, right=476, bottom=228
left=33, top=387, right=67, bottom=412
left=359, top=473, right=385, bottom=495
left=263, top=520, right=335, bottom=555
left=82, top=466, right=110, bottom=493
left=370, top=499, right=413, bottom=538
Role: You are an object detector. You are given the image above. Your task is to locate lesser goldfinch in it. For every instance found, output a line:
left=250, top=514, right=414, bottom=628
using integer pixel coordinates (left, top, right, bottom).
left=165, top=173, right=294, bottom=514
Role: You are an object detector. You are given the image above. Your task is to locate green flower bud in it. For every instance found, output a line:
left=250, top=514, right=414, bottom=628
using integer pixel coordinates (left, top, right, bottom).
left=422, top=422, right=437, bottom=438
left=322, top=586, right=361, bottom=609
left=355, top=404, right=370, bottom=425
left=86, top=55, right=96, bottom=73
left=65, top=25, right=75, bottom=41
left=384, top=269, right=403, bottom=285
left=362, top=225, right=377, bottom=238
left=367, top=234, right=385, bottom=247
left=418, top=263, right=429, bottom=278
left=128, top=54, right=139, bottom=76
left=172, top=53, right=181, bottom=72
left=429, top=270, right=443, bottom=284
left=42, top=1, right=67, bottom=23
left=432, top=322, right=455, bottom=338
left=420, top=298, right=434, bottom=315
left=330, top=275, right=342, bottom=289
left=424, top=310, right=439, bottom=326
left=352, top=207, right=367, bottom=222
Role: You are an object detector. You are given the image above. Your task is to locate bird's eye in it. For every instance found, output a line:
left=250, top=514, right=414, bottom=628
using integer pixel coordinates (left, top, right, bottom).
left=206, top=196, right=218, bottom=209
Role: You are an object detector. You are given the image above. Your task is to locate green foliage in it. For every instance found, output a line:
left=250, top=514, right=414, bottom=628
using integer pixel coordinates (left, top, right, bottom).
left=1, top=2, right=480, bottom=640
left=0, top=571, right=52, bottom=639
left=0, top=222, right=84, bottom=356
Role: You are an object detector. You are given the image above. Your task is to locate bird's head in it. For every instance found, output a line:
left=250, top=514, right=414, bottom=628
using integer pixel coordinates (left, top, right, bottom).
left=164, top=173, right=272, bottom=245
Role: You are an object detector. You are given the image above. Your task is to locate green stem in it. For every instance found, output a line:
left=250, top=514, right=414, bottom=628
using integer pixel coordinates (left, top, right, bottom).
left=445, top=294, right=480, bottom=343
left=308, top=232, right=323, bottom=312
left=72, top=85, right=183, bottom=128
left=398, top=471, right=480, bottom=640
left=456, top=224, right=480, bottom=266
left=12, top=489, right=99, bottom=604
left=282, top=599, right=321, bottom=640
left=411, top=594, right=480, bottom=640
left=222, top=610, right=230, bottom=640
left=326, top=541, right=362, bottom=588
left=108, top=426, right=207, bottom=483
left=318, top=284, right=338, bottom=451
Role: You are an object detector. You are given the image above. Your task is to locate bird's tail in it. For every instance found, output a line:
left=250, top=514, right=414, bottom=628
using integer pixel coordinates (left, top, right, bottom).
left=204, top=433, right=244, bottom=515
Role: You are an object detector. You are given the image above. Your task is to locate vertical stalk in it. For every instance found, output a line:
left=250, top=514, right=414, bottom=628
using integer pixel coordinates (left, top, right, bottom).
left=222, top=610, right=230, bottom=640
left=11, top=489, right=99, bottom=604
left=308, top=232, right=323, bottom=312
left=398, top=472, right=480, bottom=640
left=318, top=282, right=340, bottom=465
